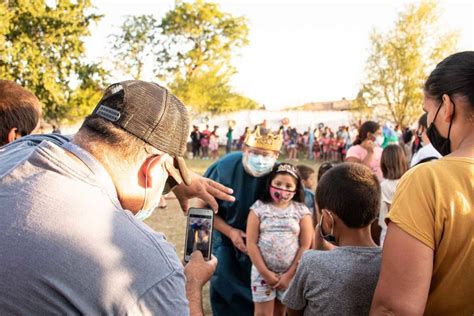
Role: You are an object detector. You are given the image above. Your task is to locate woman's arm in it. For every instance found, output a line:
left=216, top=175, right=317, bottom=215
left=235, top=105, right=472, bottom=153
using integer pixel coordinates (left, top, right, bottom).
left=246, top=211, right=279, bottom=286
left=274, top=215, right=313, bottom=289
left=370, top=222, right=433, bottom=315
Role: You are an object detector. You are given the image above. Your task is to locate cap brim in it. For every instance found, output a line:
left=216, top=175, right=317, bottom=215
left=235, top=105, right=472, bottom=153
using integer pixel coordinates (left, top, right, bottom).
left=164, top=156, right=192, bottom=187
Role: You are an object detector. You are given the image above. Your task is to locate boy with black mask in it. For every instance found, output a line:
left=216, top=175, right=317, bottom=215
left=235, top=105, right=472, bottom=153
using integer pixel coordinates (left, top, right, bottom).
left=283, top=163, right=381, bottom=315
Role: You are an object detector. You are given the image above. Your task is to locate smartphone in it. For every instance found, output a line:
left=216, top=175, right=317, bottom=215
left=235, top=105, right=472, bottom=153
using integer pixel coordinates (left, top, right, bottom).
left=184, top=208, right=214, bottom=262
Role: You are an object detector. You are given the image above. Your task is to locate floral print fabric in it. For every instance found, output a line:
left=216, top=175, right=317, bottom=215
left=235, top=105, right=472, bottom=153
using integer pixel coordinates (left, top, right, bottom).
left=250, top=200, right=311, bottom=273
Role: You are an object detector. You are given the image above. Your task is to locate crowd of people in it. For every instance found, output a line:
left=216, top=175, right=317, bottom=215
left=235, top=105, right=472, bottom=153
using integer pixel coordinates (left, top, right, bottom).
left=198, top=51, right=473, bottom=316
left=0, top=51, right=472, bottom=316
left=190, top=125, right=234, bottom=160
left=190, top=122, right=355, bottom=162
left=190, top=118, right=429, bottom=165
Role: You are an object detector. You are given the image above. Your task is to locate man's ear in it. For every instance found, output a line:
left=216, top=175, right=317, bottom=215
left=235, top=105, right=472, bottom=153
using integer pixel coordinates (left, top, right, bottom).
left=7, top=128, right=19, bottom=144
left=441, top=94, right=455, bottom=123
left=140, top=155, right=166, bottom=188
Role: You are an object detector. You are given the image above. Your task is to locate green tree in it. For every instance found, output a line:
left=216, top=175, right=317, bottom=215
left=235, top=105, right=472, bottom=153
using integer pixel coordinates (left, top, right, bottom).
left=108, top=0, right=256, bottom=114
left=0, top=2, right=12, bottom=49
left=158, top=0, right=255, bottom=113
left=0, top=0, right=106, bottom=123
left=170, top=68, right=259, bottom=114
left=356, top=0, right=458, bottom=128
left=109, top=15, right=157, bottom=79
left=157, top=0, right=249, bottom=80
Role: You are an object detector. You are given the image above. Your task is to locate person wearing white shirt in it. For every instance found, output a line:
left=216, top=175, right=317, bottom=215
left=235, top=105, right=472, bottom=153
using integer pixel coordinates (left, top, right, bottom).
left=410, top=113, right=441, bottom=167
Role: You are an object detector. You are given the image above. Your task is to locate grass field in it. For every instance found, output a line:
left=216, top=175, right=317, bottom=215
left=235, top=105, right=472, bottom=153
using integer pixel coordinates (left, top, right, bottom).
left=144, top=149, right=321, bottom=315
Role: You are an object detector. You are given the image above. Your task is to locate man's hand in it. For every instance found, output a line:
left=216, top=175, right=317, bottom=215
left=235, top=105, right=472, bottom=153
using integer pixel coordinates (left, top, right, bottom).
left=229, top=228, right=247, bottom=253
left=184, top=251, right=218, bottom=316
left=173, top=171, right=235, bottom=213
left=184, top=251, right=218, bottom=289
left=273, top=271, right=292, bottom=290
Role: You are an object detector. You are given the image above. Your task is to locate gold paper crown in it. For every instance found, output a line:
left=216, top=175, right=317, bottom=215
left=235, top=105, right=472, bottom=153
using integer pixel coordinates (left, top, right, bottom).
left=244, top=126, right=283, bottom=152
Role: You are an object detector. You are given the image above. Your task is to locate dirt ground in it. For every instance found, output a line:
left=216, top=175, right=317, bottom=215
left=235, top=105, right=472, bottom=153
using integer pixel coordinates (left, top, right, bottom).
left=144, top=152, right=322, bottom=315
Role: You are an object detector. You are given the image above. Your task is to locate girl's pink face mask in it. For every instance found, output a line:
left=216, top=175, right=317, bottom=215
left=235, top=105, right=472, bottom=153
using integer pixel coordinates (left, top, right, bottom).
left=269, top=186, right=296, bottom=203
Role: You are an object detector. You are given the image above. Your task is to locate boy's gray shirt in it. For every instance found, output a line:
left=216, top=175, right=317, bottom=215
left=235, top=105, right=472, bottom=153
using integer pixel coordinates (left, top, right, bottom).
left=283, top=247, right=382, bottom=316
left=0, top=135, right=188, bottom=315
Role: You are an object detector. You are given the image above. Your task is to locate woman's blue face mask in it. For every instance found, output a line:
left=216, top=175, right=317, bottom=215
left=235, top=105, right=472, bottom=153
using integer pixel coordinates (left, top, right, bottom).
left=243, top=152, right=276, bottom=177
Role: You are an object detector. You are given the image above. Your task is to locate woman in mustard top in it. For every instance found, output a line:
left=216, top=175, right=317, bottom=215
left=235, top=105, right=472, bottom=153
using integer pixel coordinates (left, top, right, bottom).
left=371, top=51, right=474, bottom=315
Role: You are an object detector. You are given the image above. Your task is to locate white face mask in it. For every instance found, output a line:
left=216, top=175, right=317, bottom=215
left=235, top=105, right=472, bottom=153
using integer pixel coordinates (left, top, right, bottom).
left=134, top=155, right=169, bottom=221
left=375, top=135, right=384, bottom=147
left=242, top=152, right=276, bottom=177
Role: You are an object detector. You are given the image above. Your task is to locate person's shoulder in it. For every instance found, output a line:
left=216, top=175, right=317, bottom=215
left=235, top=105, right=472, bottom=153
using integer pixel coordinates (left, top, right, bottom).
left=403, top=157, right=456, bottom=182
left=336, top=246, right=382, bottom=257
left=1, top=133, right=70, bottom=151
left=407, top=156, right=474, bottom=183
left=251, top=199, right=265, bottom=211
left=415, top=144, right=442, bottom=161
left=346, top=144, right=363, bottom=156
left=381, top=178, right=398, bottom=189
left=312, top=247, right=382, bottom=269
left=204, top=152, right=243, bottom=178
left=214, top=151, right=243, bottom=166
left=299, top=250, right=337, bottom=271
left=291, top=201, right=311, bottom=216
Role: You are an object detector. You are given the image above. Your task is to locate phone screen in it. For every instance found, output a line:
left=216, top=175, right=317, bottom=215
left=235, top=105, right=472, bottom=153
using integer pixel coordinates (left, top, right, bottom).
left=184, top=209, right=213, bottom=262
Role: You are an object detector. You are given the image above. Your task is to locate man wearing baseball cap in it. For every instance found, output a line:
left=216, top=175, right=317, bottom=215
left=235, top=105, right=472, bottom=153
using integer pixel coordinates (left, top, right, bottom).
left=0, top=80, right=234, bottom=315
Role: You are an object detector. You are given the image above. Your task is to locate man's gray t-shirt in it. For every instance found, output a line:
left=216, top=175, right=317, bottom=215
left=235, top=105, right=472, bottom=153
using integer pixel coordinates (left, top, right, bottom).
left=283, top=247, right=381, bottom=315
left=0, top=135, right=188, bottom=315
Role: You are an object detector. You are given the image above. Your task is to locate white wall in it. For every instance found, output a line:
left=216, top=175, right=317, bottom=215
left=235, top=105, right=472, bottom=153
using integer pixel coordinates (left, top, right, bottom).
left=192, top=109, right=351, bottom=143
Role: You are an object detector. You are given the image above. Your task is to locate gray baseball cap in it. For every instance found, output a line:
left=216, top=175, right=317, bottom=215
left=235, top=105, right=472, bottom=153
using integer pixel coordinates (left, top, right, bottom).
left=92, top=80, right=191, bottom=187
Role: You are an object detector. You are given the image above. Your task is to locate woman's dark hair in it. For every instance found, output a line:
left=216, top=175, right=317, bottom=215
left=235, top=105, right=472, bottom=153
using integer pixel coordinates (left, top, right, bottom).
left=316, top=163, right=380, bottom=228
left=260, top=163, right=305, bottom=203
left=381, top=144, right=408, bottom=180
left=424, top=51, right=474, bottom=108
left=353, top=121, right=380, bottom=145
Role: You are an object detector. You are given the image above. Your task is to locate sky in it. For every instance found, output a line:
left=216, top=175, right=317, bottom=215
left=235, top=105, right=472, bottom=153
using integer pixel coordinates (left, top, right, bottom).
left=85, top=0, right=474, bottom=110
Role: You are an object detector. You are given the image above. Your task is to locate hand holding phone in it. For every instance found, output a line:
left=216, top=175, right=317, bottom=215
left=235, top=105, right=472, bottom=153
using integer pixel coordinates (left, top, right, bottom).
left=184, top=208, right=214, bottom=262
left=184, top=251, right=218, bottom=288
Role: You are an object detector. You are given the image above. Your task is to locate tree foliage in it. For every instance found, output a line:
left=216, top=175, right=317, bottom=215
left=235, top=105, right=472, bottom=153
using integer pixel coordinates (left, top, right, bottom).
left=0, top=0, right=107, bottom=123
left=109, top=15, right=157, bottom=80
left=356, top=0, right=458, bottom=128
left=109, top=0, right=256, bottom=114
left=157, top=0, right=255, bottom=114
left=156, top=0, right=249, bottom=80
left=170, top=68, right=259, bottom=114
